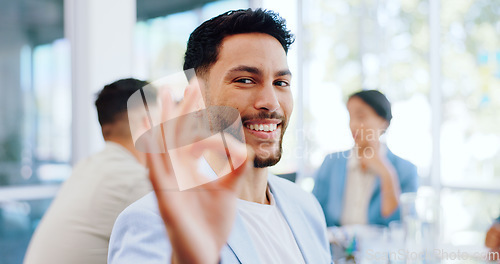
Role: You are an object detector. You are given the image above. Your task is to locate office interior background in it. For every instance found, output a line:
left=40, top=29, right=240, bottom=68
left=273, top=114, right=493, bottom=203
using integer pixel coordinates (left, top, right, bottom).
left=0, top=0, right=499, bottom=262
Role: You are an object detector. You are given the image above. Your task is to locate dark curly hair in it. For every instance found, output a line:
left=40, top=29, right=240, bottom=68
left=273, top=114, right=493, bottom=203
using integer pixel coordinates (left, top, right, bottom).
left=183, top=8, right=295, bottom=78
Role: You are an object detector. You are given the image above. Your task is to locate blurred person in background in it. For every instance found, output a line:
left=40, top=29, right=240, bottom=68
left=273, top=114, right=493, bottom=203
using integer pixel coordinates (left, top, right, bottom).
left=24, top=78, right=154, bottom=264
left=313, top=90, right=419, bottom=227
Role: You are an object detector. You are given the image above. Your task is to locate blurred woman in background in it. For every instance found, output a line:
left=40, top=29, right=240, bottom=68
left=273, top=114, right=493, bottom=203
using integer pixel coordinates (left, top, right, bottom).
left=313, top=90, right=419, bottom=227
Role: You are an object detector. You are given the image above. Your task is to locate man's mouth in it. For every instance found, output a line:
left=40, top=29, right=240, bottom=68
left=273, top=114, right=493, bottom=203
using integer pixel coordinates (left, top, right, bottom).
left=242, top=119, right=282, bottom=140
left=245, top=123, right=278, bottom=132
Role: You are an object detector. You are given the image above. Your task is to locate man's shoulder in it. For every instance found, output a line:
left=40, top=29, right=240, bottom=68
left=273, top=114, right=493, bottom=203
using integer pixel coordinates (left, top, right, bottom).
left=268, top=174, right=301, bottom=192
left=110, top=191, right=164, bottom=244
left=119, top=191, right=159, bottom=217
left=112, top=191, right=162, bottom=231
left=268, top=174, right=331, bottom=262
left=268, top=174, right=319, bottom=207
left=109, top=192, right=170, bottom=263
left=73, top=143, right=146, bottom=178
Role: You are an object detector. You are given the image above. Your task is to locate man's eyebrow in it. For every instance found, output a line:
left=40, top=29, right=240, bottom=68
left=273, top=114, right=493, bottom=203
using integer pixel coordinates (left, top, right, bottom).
left=225, top=66, right=292, bottom=78
left=226, top=65, right=262, bottom=76
left=276, top=69, right=292, bottom=77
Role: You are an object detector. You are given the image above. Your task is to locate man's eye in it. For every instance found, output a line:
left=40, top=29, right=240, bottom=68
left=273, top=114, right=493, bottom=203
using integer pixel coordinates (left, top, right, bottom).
left=274, top=80, right=290, bottom=87
left=235, top=78, right=253, bottom=84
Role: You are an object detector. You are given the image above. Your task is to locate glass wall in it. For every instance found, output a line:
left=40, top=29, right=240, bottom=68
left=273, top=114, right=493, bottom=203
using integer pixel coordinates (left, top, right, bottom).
left=439, top=0, right=500, bottom=245
left=302, top=0, right=431, bottom=179
left=302, top=0, right=500, bottom=247
left=134, top=0, right=250, bottom=80
left=440, top=0, right=500, bottom=189
left=0, top=0, right=69, bottom=263
left=0, top=13, right=70, bottom=187
left=31, top=40, right=72, bottom=183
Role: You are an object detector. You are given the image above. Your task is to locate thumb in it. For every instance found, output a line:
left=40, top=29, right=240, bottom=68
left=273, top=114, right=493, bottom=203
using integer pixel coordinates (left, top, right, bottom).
left=217, top=145, right=254, bottom=193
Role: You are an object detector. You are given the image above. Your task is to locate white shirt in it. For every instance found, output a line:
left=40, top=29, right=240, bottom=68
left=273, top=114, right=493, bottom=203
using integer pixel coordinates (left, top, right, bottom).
left=24, top=142, right=151, bottom=264
left=340, top=150, right=377, bottom=225
left=237, top=188, right=306, bottom=264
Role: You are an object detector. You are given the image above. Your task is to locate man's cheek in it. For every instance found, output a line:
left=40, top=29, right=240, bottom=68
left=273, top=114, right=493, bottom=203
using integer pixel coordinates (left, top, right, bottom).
left=129, top=69, right=248, bottom=190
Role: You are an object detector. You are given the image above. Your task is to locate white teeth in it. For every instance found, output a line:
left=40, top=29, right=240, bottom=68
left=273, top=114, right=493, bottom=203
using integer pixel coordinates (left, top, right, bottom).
left=246, top=123, right=279, bottom=132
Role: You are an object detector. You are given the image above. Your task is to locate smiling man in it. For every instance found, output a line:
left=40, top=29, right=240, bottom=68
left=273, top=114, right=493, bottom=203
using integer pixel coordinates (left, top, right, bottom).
left=109, top=9, right=332, bottom=264
left=198, top=33, right=292, bottom=171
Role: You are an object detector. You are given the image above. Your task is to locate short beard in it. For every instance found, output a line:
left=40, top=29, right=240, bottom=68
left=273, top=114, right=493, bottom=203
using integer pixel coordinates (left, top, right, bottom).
left=253, top=123, right=286, bottom=168
left=203, top=85, right=288, bottom=169
left=253, top=147, right=282, bottom=168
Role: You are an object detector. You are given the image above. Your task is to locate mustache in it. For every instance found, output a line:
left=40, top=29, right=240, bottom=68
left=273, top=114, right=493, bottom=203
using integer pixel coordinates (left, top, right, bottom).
left=241, top=111, right=286, bottom=124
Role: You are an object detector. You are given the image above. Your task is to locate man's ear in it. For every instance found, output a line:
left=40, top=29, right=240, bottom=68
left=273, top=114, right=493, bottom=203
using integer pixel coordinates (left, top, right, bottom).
left=101, top=124, right=113, bottom=140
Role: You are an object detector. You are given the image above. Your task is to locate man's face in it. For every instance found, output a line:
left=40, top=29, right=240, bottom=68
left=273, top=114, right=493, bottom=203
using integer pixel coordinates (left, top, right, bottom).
left=202, top=33, right=293, bottom=168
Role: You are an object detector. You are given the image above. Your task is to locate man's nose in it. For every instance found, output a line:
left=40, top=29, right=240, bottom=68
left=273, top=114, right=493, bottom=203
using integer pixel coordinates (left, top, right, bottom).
left=254, top=83, right=279, bottom=112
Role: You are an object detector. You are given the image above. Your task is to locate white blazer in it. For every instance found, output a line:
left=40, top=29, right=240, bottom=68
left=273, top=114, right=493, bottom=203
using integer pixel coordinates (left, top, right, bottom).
left=108, top=174, right=333, bottom=263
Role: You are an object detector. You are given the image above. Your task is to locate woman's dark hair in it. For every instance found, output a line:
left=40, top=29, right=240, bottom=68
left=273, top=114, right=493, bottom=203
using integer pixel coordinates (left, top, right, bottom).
left=349, top=90, right=392, bottom=124
left=183, top=8, right=295, bottom=78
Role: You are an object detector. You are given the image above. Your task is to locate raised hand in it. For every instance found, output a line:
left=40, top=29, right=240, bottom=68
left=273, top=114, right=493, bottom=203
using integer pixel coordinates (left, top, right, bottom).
left=357, top=137, right=385, bottom=173
left=145, top=84, right=253, bottom=264
left=357, top=138, right=400, bottom=218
